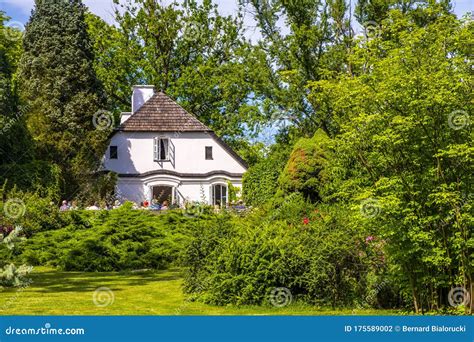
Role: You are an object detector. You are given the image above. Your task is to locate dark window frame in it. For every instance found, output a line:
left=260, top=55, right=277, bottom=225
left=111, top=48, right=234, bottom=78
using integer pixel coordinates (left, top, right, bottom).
left=110, top=146, right=118, bottom=159
left=205, top=146, right=213, bottom=160
left=212, top=184, right=227, bottom=207
left=154, top=137, right=170, bottom=161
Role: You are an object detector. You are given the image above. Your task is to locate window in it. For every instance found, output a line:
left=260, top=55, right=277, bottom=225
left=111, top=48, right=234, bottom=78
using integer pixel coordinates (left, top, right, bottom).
left=211, top=184, right=227, bottom=207
left=110, top=146, right=118, bottom=159
left=153, top=137, right=169, bottom=161
left=205, top=146, right=213, bottom=160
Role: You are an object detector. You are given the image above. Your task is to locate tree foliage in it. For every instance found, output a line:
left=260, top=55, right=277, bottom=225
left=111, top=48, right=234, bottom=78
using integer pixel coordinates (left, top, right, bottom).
left=0, top=12, right=32, bottom=166
left=87, top=0, right=271, bottom=144
left=278, top=129, right=331, bottom=201
left=19, top=0, right=109, bottom=198
left=311, top=9, right=473, bottom=312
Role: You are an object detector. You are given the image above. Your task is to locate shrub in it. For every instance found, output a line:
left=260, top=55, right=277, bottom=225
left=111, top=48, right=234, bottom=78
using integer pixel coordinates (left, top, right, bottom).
left=242, top=152, right=287, bottom=206
left=278, top=129, right=332, bottom=201
left=182, top=197, right=390, bottom=307
left=14, top=204, right=194, bottom=271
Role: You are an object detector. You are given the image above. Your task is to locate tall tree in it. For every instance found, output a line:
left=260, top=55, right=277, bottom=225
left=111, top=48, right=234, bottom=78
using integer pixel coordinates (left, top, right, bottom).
left=355, top=0, right=452, bottom=25
left=19, top=0, right=108, bottom=198
left=88, top=0, right=271, bottom=144
left=0, top=12, right=32, bottom=167
left=311, top=7, right=472, bottom=312
left=240, top=0, right=354, bottom=138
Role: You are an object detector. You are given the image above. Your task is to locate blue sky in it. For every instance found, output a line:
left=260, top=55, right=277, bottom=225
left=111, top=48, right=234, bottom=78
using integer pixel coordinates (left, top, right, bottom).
left=1, top=0, right=472, bottom=38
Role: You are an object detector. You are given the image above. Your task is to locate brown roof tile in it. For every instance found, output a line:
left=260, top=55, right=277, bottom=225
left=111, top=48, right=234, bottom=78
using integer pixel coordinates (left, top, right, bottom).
left=119, top=92, right=211, bottom=132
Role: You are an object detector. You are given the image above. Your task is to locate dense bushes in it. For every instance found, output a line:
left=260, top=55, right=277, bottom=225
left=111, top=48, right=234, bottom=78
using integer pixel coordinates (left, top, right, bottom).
left=182, top=194, right=395, bottom=307
left=242, top=148, right=289, bottom=206
left=13, top=203, right=197, bottom=271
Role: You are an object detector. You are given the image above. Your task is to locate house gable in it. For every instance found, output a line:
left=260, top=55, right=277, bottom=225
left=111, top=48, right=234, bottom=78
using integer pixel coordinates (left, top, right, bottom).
left=108, top=89, right=248, bottom=171
left=104, top=87, right=247, bottom=205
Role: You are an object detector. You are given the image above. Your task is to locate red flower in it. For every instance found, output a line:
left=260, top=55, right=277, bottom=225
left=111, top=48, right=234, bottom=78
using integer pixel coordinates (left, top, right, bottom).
left=302, top=217, right=310, bottom=225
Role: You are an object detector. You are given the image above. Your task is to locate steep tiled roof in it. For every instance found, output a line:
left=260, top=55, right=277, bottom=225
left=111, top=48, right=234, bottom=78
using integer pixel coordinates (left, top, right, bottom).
left=119, top=92, right=211, bottom=132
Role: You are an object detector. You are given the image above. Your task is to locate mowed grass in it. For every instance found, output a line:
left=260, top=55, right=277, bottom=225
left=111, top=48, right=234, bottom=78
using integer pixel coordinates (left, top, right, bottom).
left=0, top=267, right=399, bottom=315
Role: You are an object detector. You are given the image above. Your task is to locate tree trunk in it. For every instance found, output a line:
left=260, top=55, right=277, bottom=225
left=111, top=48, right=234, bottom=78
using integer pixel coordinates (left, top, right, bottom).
left=409, top=274, right=419, bottom=313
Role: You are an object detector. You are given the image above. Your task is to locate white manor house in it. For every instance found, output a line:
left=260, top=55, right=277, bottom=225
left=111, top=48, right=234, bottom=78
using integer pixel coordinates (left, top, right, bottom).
left=102, top=85, right=248, bottom=207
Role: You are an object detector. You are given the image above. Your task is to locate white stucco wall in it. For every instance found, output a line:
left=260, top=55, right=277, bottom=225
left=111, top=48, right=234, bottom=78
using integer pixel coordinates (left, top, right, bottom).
left=103, top=131, right=246, bottom=204
left=116, top=178, right=242, bottom=205
left=103, top=131, right=247, bottom=175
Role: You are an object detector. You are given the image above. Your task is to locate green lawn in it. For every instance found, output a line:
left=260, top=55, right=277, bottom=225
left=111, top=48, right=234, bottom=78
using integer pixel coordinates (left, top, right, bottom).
left=0, top=267, right=400, bottom=315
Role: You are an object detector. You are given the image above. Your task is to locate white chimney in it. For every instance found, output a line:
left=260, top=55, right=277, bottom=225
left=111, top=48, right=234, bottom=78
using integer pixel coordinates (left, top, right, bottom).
left=132, top=85, right=155, bottom=113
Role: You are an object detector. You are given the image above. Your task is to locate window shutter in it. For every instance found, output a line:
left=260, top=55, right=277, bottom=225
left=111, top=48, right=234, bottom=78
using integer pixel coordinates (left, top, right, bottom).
left=163, top=138, right=169, bottom=160
left=153, top=137, right=158, bottom=161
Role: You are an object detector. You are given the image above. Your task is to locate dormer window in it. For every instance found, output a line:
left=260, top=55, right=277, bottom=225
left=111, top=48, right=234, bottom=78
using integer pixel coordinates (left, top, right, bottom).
left=154, top=137, right=169, bottom=161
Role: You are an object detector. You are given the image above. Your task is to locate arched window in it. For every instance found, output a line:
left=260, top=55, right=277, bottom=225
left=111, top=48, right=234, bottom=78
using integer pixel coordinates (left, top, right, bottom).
left=211, top=184, right=227, bottom=207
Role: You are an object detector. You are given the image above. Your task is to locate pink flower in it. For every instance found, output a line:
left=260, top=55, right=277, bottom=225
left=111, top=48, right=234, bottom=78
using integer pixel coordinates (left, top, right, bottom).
left=365, top=236, right=374, bottom=243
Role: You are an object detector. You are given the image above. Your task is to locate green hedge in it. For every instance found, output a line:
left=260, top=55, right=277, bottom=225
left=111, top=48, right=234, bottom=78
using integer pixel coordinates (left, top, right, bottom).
left=14, top=203, right=203, bottom=271
left=182, top=194, right=394, bottom=307
left=242, top=153, right=287, bottom=207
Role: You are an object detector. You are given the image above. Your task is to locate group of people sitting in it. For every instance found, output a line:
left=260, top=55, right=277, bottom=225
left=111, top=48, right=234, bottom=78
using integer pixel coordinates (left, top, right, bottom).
left=59, top=198, right=170, bottom=211
left=138, top=199, right=169, bottom=211
left=59, top=200, right=116, bottom=211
